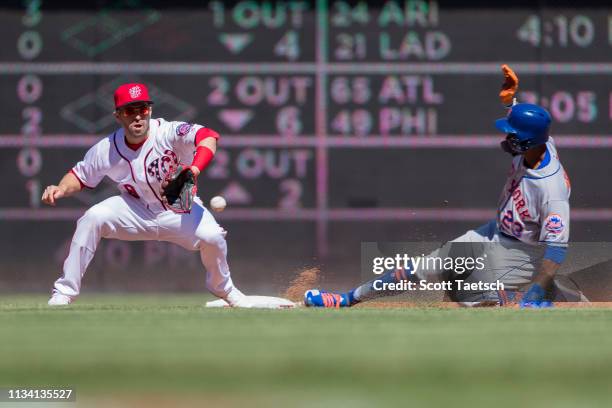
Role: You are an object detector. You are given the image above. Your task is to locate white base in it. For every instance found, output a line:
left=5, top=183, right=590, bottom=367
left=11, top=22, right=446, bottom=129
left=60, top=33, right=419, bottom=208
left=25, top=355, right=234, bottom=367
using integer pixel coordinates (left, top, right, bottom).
left=206, top=295, right=297, bottom=309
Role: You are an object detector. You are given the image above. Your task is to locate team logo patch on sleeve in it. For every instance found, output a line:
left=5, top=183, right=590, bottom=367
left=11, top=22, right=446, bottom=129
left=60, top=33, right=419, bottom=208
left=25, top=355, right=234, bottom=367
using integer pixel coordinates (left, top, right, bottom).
left=176, top=123, right=193, bottom=137
left=544, top=214, right=565, bottom=234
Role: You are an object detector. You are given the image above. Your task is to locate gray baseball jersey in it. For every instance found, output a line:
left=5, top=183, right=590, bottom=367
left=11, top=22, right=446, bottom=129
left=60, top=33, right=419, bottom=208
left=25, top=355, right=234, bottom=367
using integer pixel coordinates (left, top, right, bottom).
left=496, top=137, right=571, bottom=249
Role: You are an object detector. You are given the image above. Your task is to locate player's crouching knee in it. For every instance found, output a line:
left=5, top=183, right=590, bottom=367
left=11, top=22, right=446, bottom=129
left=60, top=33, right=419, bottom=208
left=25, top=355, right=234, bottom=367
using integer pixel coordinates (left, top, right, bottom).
left=196, top=227, right=226, bottom=248
left=78, top=205, right=114, bottom=229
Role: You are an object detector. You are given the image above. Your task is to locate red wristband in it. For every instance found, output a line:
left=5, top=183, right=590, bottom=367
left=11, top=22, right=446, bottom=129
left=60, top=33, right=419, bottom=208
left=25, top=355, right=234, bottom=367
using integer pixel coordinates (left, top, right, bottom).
left=191, top=146, right=214, bottom=171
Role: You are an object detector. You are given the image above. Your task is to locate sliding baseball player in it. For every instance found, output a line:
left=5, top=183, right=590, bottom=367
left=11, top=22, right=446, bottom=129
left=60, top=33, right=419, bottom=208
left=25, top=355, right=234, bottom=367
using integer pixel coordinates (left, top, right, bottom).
left=43, top=83, right=252, bottom=307
left=305, top=65, right=576, bottom=308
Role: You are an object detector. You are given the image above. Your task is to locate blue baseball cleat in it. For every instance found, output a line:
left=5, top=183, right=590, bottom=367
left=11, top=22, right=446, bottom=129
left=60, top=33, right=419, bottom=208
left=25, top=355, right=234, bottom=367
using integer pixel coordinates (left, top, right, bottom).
left=304, top=289, right=352, bottom=308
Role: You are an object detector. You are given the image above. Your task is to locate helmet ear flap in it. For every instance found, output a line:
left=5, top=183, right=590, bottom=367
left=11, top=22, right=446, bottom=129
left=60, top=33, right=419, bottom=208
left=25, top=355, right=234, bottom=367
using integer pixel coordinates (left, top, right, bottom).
left=502, top=133, right=529, bottom=155
left=500, top=140, right=518, bottom=156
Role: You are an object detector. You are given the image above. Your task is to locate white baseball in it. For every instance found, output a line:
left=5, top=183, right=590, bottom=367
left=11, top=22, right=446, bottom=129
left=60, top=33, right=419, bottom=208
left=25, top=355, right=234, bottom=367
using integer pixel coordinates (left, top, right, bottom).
left=210, top=196, right=227, bottom=212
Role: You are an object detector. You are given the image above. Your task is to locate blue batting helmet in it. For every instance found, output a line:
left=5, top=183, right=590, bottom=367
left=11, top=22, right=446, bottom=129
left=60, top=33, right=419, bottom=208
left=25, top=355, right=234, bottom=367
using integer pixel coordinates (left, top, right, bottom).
left=495, top=103, right=551, bottom=153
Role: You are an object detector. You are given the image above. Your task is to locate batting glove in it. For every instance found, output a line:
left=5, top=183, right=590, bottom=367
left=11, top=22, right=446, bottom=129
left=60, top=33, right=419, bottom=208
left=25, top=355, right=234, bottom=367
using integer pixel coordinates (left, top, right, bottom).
left=520, top=283, right=551, bottom=308
left=500, top=64, right=519, bottom=106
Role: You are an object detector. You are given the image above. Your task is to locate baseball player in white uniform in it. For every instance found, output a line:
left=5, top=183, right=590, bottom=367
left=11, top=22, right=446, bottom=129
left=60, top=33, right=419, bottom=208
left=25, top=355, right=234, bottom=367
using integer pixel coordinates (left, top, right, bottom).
left=42, top=83, right=252, bottom=307
left=305, top=66, right=575, bottom=308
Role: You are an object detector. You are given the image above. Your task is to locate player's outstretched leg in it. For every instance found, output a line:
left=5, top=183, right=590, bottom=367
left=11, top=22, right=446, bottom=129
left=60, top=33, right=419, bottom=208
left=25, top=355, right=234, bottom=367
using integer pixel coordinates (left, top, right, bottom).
left=49, top=196, right=156, bottom=306
left=49, top=204, right=111, bottom=305
left=304, top=262, right=416, bottom=308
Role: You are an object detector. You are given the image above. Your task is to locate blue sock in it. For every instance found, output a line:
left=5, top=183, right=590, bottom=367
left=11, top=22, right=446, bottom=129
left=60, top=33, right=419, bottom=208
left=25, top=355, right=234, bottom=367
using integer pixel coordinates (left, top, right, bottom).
left=344, top=291, right=356, bottom=306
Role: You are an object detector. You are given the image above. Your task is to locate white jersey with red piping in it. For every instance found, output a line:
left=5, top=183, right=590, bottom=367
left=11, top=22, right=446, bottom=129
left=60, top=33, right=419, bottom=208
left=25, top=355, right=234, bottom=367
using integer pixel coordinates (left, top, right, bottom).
left=71, top=118, right=206, bottom=213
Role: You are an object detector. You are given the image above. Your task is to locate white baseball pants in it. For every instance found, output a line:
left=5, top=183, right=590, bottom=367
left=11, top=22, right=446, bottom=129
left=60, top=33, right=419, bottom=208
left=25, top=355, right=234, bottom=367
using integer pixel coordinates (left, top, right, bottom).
left=52, top=194, right=235, bottom=298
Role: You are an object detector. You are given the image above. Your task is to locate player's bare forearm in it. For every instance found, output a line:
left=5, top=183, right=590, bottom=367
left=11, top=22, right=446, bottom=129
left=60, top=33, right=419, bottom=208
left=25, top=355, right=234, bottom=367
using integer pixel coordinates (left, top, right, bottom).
left=533, top=258, right=561, bottom=288
left=58, top=172, right=83, bottom=196
left=41, top=172, right=83, bottom=206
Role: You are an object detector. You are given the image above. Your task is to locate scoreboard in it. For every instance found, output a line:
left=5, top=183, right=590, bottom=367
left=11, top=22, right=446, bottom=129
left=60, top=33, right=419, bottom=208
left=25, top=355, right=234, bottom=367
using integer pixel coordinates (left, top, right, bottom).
left=1, top=1, right=611, bottom=284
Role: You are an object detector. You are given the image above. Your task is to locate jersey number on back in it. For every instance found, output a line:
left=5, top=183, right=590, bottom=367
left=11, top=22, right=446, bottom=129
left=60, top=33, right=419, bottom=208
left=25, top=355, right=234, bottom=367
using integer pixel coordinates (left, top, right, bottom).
left=501, top=210, right=523, bottom=238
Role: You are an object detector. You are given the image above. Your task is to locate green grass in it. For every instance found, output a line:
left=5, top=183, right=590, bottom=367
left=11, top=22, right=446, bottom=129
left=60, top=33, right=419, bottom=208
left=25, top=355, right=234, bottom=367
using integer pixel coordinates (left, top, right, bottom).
left=1, top=295, right=611, bottom=407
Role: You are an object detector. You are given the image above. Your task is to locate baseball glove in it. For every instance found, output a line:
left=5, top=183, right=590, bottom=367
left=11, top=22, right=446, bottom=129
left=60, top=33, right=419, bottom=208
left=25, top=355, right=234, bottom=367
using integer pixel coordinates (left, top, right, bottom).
left=161, top=164, right=197, bottom=213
